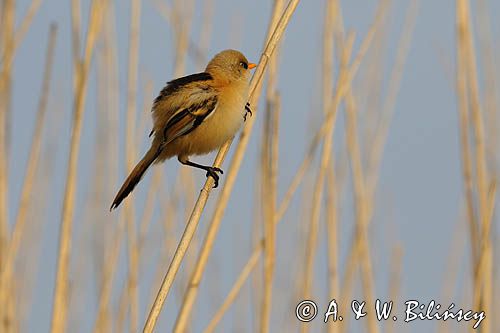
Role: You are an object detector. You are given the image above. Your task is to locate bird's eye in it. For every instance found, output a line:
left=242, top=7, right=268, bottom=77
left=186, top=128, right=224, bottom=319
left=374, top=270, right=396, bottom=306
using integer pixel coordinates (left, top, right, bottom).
left=239, top=61, right=248, bottom=69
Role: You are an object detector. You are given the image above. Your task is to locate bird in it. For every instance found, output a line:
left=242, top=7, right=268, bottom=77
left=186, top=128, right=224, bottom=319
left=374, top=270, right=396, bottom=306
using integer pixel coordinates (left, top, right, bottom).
left=110, top=49, right=256, bottom=211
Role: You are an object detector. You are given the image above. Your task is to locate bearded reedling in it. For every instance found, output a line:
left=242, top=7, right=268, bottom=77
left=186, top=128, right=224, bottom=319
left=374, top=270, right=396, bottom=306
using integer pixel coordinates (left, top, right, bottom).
left=110, top=50, right=256, bottom=210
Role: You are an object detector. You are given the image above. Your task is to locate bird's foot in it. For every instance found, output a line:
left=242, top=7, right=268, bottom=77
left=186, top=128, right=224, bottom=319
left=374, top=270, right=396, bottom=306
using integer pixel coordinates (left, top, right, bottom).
left=244, top=102, right=253, bottom=122
left=205, top=167, right=224, bottom=188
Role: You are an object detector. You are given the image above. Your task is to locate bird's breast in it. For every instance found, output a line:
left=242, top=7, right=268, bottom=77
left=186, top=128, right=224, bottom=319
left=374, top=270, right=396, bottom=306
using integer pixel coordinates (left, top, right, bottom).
left=178, top=84, right=248, bottom=157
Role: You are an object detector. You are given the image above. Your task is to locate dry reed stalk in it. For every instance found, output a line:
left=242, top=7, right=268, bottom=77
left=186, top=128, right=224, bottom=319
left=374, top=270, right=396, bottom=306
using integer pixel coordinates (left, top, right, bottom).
left=50, top=1, right=105, bottom=332
left=10, top=0, right=42, bottom=56
left=258, top=92, right=271, bottom=333
left=178, top=152, right=198, bottom=299
left=125, top=71, right=139, bottom=332
left=179, top=166, right=198, bottom=311
left=476, top=0, right=499, bottom=165
left=4, top=287, right=17, bottom=333
left=255, top=89, right=279, bottom=332
left=70, top=0, right=81, bottom=75
left=147, top=183, right=180, bottom=303
left=124, top=133, right=139, bottom=327
left=472, top=182, right=496, bottom=333
left=0, top=0, right=41, bottom=69
left=123, top=0, right=141, bottom=330
left=0, top=0, right=14, bottom=140
left=457, top=2, right=493, bottom=332
left=260, top=92, right=281, bottom=333
left=143, top=1, right=302, bottom=331
left=0, top=0, right=15, bottom=275
left=459, top=0, right=488, bottom=250
left=481, top=244, right=493, bottom=333
left=256, top=148, right=268, bottom=327
left=346, top=90, right=379, bottom=333
left=260, top=2, right=284, bottom=332
left=455, top=0, right=478, bottom=267
left=93, top=6, right=123, bottom=330
left=321, top=2, right=339, bottom=333
left=325, top=159, right=339, bottom=331
left=497, top=272, right=500, bottom=332
left=203, top=247, right=262, bottom=333
left=463, top=10, right=492, bottom=333
left=255, top=4, right=286, bottom=325
left=301, top=32, right=355, bottom=333
left=0, top=23, right=57, bottom=328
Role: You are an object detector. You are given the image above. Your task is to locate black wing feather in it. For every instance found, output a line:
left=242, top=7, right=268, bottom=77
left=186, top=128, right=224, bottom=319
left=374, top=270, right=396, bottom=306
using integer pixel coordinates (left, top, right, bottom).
left=153, top=72, right=213, bottom=106
left=161, top=96, right=218, bottom=144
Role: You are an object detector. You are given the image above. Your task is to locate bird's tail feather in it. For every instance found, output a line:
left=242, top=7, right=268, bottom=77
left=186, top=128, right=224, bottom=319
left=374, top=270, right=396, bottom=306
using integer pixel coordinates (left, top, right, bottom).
left=110, top=146, right=161, bottom=211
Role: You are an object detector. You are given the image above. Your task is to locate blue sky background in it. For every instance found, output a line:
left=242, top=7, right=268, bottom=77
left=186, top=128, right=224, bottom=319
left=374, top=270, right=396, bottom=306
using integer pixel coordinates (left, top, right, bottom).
left=6, top=0, right=500, bottom=332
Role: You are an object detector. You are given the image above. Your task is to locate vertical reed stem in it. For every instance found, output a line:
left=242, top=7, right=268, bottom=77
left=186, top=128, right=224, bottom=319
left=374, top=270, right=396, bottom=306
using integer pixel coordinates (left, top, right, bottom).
left=51, top=1, right=104, bottom=332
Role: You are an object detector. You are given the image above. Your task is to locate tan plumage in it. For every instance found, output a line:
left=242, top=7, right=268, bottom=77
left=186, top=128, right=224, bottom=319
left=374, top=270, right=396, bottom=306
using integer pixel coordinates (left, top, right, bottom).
left=110, top=49, right=256, bottom=210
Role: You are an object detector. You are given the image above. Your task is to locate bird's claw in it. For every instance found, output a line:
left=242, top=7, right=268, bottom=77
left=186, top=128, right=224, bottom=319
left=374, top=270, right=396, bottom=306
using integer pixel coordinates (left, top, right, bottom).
left=206, top=167, right=224, bottom=188
left=244, top=102, right=253, bottom=122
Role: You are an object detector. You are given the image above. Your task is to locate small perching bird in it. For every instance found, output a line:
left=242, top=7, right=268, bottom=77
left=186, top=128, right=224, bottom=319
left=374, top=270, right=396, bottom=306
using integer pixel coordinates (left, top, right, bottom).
left=110, top=49, right=256, bottom=210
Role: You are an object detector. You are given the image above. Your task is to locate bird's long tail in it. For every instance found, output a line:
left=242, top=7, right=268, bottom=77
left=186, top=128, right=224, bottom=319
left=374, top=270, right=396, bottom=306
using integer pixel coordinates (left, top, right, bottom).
left=110, top=146, right=161, bottom=211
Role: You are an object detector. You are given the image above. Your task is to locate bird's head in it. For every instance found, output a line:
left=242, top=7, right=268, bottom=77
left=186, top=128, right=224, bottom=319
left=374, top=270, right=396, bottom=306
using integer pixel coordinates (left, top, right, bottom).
left=205, top=49, right=256, bottom=83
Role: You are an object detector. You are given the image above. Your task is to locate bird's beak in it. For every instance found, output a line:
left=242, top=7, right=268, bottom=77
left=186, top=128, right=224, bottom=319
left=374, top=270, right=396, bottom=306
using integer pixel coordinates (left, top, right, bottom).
left=248, top=63, right=257, bottom=70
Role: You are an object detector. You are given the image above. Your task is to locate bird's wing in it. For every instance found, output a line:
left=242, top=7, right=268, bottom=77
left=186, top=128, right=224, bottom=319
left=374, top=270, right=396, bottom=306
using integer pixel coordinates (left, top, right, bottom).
left=153, top=72, right=214, bottom=108
left=150, top=72, right=218, bottom=141
left=161, top=95, right=218, bottom=145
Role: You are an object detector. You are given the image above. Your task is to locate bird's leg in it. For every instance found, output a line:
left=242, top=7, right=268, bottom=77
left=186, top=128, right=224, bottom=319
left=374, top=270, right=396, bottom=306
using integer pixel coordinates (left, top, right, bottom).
left=244, top=102, right=253, bottom=122
left=179, top=158, right=224, bottom=188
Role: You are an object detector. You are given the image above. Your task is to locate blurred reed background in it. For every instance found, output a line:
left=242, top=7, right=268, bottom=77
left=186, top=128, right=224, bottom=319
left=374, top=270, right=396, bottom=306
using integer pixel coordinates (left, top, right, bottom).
left=0, top=0, right=498, bottom=332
